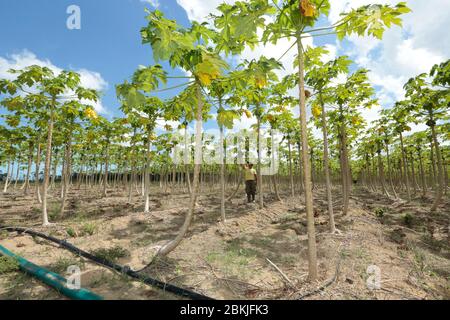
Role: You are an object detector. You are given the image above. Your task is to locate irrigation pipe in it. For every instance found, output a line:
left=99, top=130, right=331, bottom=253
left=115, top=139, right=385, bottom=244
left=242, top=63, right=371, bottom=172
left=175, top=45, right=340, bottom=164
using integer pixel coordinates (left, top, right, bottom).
left=0, top=226, right=213, bottom=300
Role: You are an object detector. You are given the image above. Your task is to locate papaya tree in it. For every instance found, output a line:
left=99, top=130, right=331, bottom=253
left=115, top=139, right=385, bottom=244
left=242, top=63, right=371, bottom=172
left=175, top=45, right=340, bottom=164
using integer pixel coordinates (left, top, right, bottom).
left=141, top=9, right=229, bottom=256
left=210, top=77, right=241, bottom=222
left=404, top=67, right=449, bottom=211
left=306, top=47, right=351, bottom=233
left=117, top=65, right=167, bottom=212
left=0, top=66, right=98, bottom=225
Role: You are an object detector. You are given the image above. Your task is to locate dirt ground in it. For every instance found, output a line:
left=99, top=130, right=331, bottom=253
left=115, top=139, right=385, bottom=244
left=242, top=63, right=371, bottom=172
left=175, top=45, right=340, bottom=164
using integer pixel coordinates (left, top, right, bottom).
left=0, top=183, right=449, bottom=300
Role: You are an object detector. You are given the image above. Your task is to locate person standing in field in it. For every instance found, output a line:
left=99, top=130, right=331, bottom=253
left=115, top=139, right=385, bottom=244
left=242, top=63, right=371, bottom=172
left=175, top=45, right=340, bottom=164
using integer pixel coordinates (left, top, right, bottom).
left=243, top=163, right=257, bottom=203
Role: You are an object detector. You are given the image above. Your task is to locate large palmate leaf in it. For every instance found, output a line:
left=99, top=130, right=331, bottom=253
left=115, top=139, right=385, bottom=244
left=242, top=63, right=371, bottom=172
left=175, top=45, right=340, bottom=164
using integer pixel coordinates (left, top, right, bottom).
left=133, top=65, right=167, bottom=92
left=336, top=2, right=411, bottom=40
left=141, top=10, right=194, bottom=63
left=217, top=109, right=240, bottom=129
left=194, top=51, right=229, bottom=86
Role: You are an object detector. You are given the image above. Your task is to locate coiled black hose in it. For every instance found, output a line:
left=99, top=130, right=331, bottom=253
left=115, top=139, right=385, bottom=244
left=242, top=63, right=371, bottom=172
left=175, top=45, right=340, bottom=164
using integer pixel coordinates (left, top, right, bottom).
left=0, top=226, right=213, bottom=300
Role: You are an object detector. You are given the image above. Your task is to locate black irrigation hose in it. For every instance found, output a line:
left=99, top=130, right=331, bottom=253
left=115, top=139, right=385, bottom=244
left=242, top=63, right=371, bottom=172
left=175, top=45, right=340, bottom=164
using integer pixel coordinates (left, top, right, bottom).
left=0, top=226, right=213, bottom=301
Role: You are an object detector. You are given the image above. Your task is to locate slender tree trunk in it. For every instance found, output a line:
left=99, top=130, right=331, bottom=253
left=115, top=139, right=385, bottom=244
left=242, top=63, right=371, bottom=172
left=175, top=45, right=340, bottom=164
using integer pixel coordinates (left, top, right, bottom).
left=50, top=149, right=58, bottom=189
left=2, top=161, right=11, bottom=193
left=271, top=129, right=282, bottom=202
left=158, top=83, right=203, bottom=256
left=24, top=144, right=33, bottom=195
left=297, top=142, right=303, bottom=193
left=319, top=92, right=335, bottom=233
left=35, top=140, right=42, bottom=204
left=409, top=152, right=418, bottom=195
left=102, top=141, right=109, bottom=198
left=430, top=123, right=444, bottom=212
left=417, top=146, right=427, bottom=197
left=430, top=139, right=437, bottom=190
left=184, top=128, right=192, bottom=196
left=60, top=133, right=72, bottom=217
left=399, top=132, right=411, bottom=201
left=256, top=114, right=264, bottom=209
left=128, top=128, right=137, bottom=203
left=385, top=141, right=398, bottom=199
left=297, top=36, right=318, bottom=281
left=339, top=106, right=351, bottom=215
left=220, top=124, right=226, bottom=222
left=42, top=103, right=55, bottom=226
left=288, top=138, right=295, bottom=198
left=377, top=148, right=390, bottom=198
left=144, top=136, right=152, bottom=213
left=14, top=158, right=21, bottom=188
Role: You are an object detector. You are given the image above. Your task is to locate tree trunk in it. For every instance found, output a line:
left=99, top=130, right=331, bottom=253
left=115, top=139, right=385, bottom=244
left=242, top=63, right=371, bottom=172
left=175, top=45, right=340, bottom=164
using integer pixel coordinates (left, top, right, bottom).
left=288, top=138, right=295, bottom=198
left=430, top=123, right=444, bottom=212
left=377, top=148, right=390, bottom=198
left=24, top=144, right=33, bottom=195
left=220, top=124, right=226, bottom=222
left=50, top=148, right=58, bottom=189
left=14, top=158, right=21, bottom=188
left=42, top=103, right=55, bottom=226
left=385, top=141, right=398, bottom=199
left=144, top=137, right=152, bottom=213
left=35, top=140, right=42, bottom=204
left=2, top=160, right=11, bottom=193
left=257, top=114, right=264, bottom=209
left=158, top=83, right=203, bottom=256
left=338, top=106, right=351, bottom=215
left=271, top=129, right=282, bottom=202
left=417, top=146, right=427, bottom=197
left=319, top=92, right=335, bottom=233
left=102, top=142, right=109, bottom=198
left=128, top=128, right=137, bottom=203
left=297, top=36, right=318, bottom=282
left=399, top=132, right=411, bottom=201
left=60, top=133, right=72, bottom=217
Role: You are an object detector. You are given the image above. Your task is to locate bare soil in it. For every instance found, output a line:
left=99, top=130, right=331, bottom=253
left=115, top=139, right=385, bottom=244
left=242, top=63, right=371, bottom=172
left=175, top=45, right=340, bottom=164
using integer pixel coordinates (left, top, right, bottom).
left=0, top=184, right=449, bottom=300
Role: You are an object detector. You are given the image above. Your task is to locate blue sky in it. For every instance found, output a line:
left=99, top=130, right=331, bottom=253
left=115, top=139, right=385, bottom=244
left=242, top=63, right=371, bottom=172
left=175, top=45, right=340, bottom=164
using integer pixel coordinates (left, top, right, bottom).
left=0, top=0, right=194, bottom=119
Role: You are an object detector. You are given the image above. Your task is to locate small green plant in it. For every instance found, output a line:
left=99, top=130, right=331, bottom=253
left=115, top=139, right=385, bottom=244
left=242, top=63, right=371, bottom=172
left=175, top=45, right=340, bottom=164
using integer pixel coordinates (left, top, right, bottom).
left=81, top=223, right=97, bottom=236
left=48, top=202, right=61, bottom=221
left=0, top=230, right=9, bottom=240
left=412, top=247, right=427, bottom=274
left=374, top=208, right=385, bottom=218
left=91, top=246, right=130, bottom=263
left=66, top=227, right=77, bottom=238
left=0, top=256, right=20, bottom=274
left=403, top=213, right=414, bottom=227
left=51, top=257, right=85, bottom=274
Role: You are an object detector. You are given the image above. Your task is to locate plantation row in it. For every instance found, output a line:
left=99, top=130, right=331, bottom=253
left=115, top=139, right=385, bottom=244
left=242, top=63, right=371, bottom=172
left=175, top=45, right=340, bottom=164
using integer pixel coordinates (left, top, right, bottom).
left=0, top=1, right=448, bottom=282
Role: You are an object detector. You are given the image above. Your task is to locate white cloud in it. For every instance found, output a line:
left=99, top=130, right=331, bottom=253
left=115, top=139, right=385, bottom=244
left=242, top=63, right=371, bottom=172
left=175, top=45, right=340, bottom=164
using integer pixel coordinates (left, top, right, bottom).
left=0, top=50, right=109, bottom=114
left=156, top=119, right=181, bottom=131
left=231, top=114, right=257, bottom=132
left=328, top=0, right=449, bottom=125
left=176, top=0, right=237, bottom=22
left=141, top=0, right=160, bottom=8
left=321, top=44, right=337, bottom=63
left=0, top=50, right=61, bottom=80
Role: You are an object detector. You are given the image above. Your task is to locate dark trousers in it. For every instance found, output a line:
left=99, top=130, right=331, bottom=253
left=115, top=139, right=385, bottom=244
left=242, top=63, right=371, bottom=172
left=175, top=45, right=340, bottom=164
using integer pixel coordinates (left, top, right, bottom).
left=245, top=180, right=256, bottom=202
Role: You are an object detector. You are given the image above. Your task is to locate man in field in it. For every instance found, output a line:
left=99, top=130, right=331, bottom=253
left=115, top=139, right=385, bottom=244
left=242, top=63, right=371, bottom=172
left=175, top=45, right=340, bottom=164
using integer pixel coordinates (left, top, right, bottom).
left=243, top=163, right=257, bottom=203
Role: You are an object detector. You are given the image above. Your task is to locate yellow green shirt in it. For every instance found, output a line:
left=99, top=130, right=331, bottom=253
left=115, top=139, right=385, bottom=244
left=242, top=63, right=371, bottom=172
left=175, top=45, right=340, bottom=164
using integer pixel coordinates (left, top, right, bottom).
left=244, top=168, right=257, bottom=181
